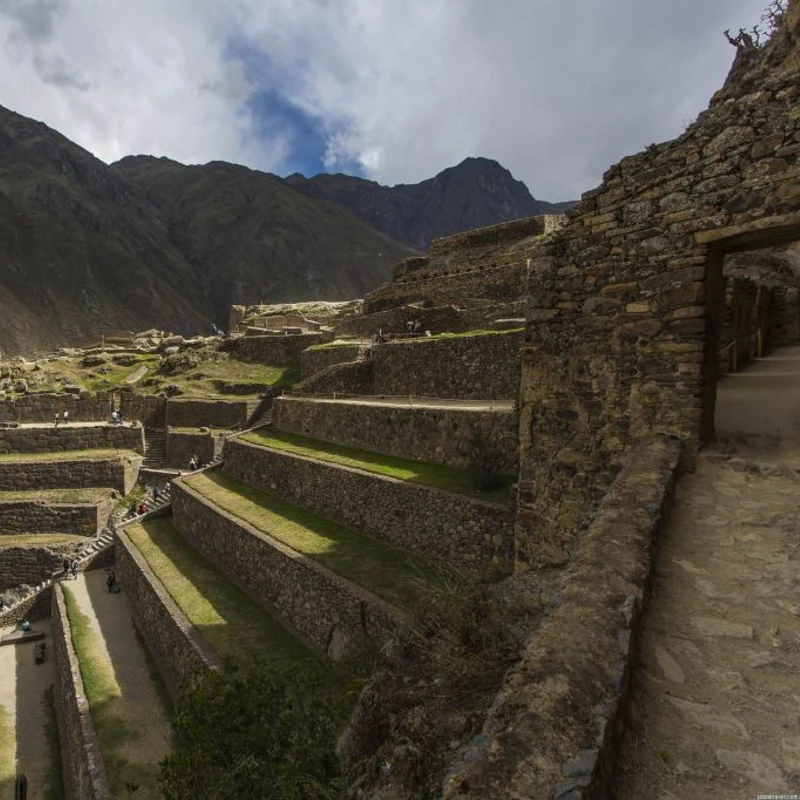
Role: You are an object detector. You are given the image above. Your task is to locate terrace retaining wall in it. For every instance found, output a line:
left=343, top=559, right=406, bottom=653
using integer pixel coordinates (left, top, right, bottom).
left=0, top=425, right=144, bottom=455
left=229, top=333, right=324, bottom=364
left=115, top=529, right=221, bottom=698
left=52, top=585, right=112, bottom=799
left=0, top=498, right=112, bottom=536
left=0, top=456, right=140, bottom=495
left=273, top=396, right=518, bottom=472
left=223, top=438, right=513, bottom=572
left=0, top=392, right=113, bottom=423
left=171, top=479, right=399, bottom=657
left=165, top=398, right=253, bottom=428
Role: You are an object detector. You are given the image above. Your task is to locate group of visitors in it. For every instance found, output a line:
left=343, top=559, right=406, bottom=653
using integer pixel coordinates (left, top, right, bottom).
left=405, top=319, right=423, bottom=333
left=62, top=558, right=79, bottom=580
left=188, top=453, right=200, bottom=470
left=110, top=409, right=125, bottom=425
left=53, top=410, right=69, bottom=426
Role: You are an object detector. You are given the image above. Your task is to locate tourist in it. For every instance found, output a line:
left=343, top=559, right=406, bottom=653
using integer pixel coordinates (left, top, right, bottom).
left=70, top=559, right=78, bottom=579
left=111, top=410, right=118, bottom=425
left=119, top=410, right=124, bottom=425
left=63, top=410, right=69, bottom=425
left=137, top=502, right=147, bottom=516
left=188, top=454, right=199, bottom=471
left=62, top=558, right=70, bottom=578
left=21, top=620, right=31, bottom=632
left=54, top=412, right=59, bottom=428
left=106, top=570, right=118, bottom=594
left=414, top=320, right=422, bottom=333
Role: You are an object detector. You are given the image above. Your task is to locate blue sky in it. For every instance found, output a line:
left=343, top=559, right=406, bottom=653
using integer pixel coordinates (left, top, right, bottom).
left=0, top=0, right=779, bottom=199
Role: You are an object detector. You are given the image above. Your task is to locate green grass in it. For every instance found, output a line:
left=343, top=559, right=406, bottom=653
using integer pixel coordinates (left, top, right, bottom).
left=239, top=428, right=514, bottom=504
left=425, top=328, right=524, bottom=340
left=183, top=471, right=442, bottom=610
left=0, top=533, right=86, bottom=547
left=144, top=360, right=299, bottom=398
left=0, top=448, right=136, bottom=463
left=61, top=585, right=170, bottom=798
left=305, top=340, right=363, bottom=352
left=127, top=520, right=318, bottom=666
left=41, top=686, right=66, bottom=800
left=0, top=705, right=14, bottom=789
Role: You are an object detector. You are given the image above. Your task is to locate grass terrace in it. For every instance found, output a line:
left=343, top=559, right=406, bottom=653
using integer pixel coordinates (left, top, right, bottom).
left=0, top=488, right=114, bottom=503
left=0, top=534, right=86, bottom=547
left=182, top=471, right=443, bottom=610
left=0, top=448, right=137, bottom=463
left=239, top=429, right=515, bottom=504
left=0, top=705, right=13, bottom=791
left=126, top=519, right=319, bottom=666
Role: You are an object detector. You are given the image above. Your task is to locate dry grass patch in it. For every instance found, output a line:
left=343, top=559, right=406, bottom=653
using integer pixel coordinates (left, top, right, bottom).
left=0, top=449, right=136, bottom=463
left=0, top=533, right=85, bottom=547
left=126, top=519, right=317, bottom=666
left=183, top=471, right=442, bottom=609
left=0, top=705, right=14, bottom=789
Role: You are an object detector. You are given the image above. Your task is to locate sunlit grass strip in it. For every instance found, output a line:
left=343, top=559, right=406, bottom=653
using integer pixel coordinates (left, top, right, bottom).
left=61, top=585, right=167, bottom=798
left=126, top=520, right=318, bottom=666
left=239, top=428, right=514, bottom=504
left=183, top=471, right=442, bottom=610
left=0, top=704, right=14, bottom=787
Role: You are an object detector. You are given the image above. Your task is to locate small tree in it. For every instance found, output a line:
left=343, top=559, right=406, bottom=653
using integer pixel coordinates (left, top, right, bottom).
left=160, top=662, right=347, bottom=799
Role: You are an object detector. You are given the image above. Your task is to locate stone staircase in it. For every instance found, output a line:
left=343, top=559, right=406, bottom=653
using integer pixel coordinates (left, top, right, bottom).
left=142, top=428, right=167, bottom=468
left=244, top=396, right=273, bottom=429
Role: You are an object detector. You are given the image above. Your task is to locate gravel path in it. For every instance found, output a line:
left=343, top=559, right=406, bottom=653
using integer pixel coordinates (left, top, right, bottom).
left=69, top=571, right=172, bottom=795
left=615, top=346, right=800, bottom=798
left=0, top=621, right=57, bottom=800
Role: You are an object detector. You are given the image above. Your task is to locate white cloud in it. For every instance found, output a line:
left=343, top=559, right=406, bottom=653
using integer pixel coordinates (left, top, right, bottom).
left=0, top=0, right=775, bottom=199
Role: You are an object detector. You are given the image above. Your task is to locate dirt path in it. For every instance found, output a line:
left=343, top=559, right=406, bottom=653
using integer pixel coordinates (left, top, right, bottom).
left=0, top=621, right=58, bottom=800
left=615, top=346, right=800, bottom=798
left=69, top=571, right=172, bottom=795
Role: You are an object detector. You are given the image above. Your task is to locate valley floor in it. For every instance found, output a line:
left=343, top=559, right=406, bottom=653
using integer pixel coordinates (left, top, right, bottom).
left=614, top=346, right=800, bottom=798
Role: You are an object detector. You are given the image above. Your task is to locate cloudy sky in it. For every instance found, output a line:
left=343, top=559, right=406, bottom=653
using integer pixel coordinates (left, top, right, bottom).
left=0, top=0, right=774, bottom=201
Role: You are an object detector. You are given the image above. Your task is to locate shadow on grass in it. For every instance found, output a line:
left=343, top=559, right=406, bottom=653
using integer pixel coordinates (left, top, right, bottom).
left=241, top=428, right=515, bottom=505
left=186, top=471, right=446, bottom=611
left=127, top=519, right=319, bottom=669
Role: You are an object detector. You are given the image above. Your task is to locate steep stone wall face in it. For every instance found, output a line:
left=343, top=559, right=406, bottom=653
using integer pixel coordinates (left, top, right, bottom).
left=0, top=456, right=140, bottom=494
left=273, top=396, right=519, bottom=472
left=165, top=398, right=253, bottom=428
left=229, top=332, right=324, bottom=364
left=223, top=439, right=513, bottom=572
left=335, top=304, right=469, bottom=338
left=0, top=424, right=144, bottom=455
left=0, top=392, right=113, bottom=423
left=372, top=332, right=523, bottom=400
left=0, top=500, right=108, bottom=536
left=165, top=430, right=220, bottom=468
left=0, top=584, right=51, bottom=627
left=443, top=437, right=681, bottom=799
left=115, top=530, right=220, bottom=697
left=294, top=360, right=375, bottom=395
left=769, top=285, right=800, bottom=344
left=300, top=344, right=364, bottom=380
left=516, top=21, right=800, bottom=569
left=51, top=586, right=112, bottom=799
left=0, top=544, right=70, bottom=591
left=171, top=480, right=399, bottom=656
left=120, top=393, right=167, bottom=428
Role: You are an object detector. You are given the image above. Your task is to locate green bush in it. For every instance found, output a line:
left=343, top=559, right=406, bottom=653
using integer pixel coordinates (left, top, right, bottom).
left=160, top=662, right=347, bottom=799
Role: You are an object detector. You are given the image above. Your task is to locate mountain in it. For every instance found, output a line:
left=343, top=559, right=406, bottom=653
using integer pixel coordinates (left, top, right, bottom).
left=112, top=156, right=414, bottom=325
left=0, top=105, right=209, bottom=355
left=285, top=157, right=576, bottom=251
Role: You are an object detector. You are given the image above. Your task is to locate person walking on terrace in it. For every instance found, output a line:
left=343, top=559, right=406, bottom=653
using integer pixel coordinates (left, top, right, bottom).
left=70, top=558, right=78, bottom=580
left=62, top=410, right=69, bottom=425
left=54, top=413, right=59, bottom=428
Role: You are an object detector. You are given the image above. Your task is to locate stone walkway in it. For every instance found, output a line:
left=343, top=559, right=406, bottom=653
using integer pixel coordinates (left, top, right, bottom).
left=282, top=395, right=513, bottom=411
left=0, top=621, right=57, bottom=800
left=615, top=346, right=800, bottom=798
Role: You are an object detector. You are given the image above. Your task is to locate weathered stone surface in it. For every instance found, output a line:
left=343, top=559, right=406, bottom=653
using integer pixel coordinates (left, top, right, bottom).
left=0, top=455, right=139, bottom=495
left=223, top=438, right=513, bottom=572
left=0, top=424, right=144, bottom=455
left=272, top=395, right=518, bottom=472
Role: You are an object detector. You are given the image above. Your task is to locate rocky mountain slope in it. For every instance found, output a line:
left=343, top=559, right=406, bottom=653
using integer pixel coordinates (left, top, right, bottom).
left=0, top=105, right=209, bottom=356
left=285, top=157, right=575, bottom=251
left=112, top=156, right=414, bottom=325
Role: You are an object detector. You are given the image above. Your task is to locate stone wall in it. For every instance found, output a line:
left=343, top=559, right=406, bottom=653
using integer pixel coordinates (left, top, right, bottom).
left=334, top=304, right=469, bottom=339
left=294, top=360, right=375, bottom=395
left=0, top=456, right=140, bottom=494
left=0, top=424, right=144, bottom=455
left=0, top=392, right=113, bottom=423
left=273, top=396, right=519, bottom=472
left=223, top=439, right=513, bottom=572
left=515, top=15, right=800, bottom=569
left=165, top=398, right=254, bottom=428
left=0, top=544, right=69, bottom=591
left=442, top=436, right=681, bottom=799
left=0, top=499, right=111, bottom=536
left=115, top=529, right=221, bottom=698
left=119, top=393, right=167, bottom=428
left=769, top=285, right=800, bottom=344
left=0, top=584, right=51, bottom=628
left=52, top=585, right=112, bottom=799
left=300, top=344, right=365, bottom=380
left=165, top=430, right=222, bottom=468
left=171, top=479, right=399, bottom=657
left=371, top=331, right=523, bottom=400
left=228, top=332, right=324, bottom=364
